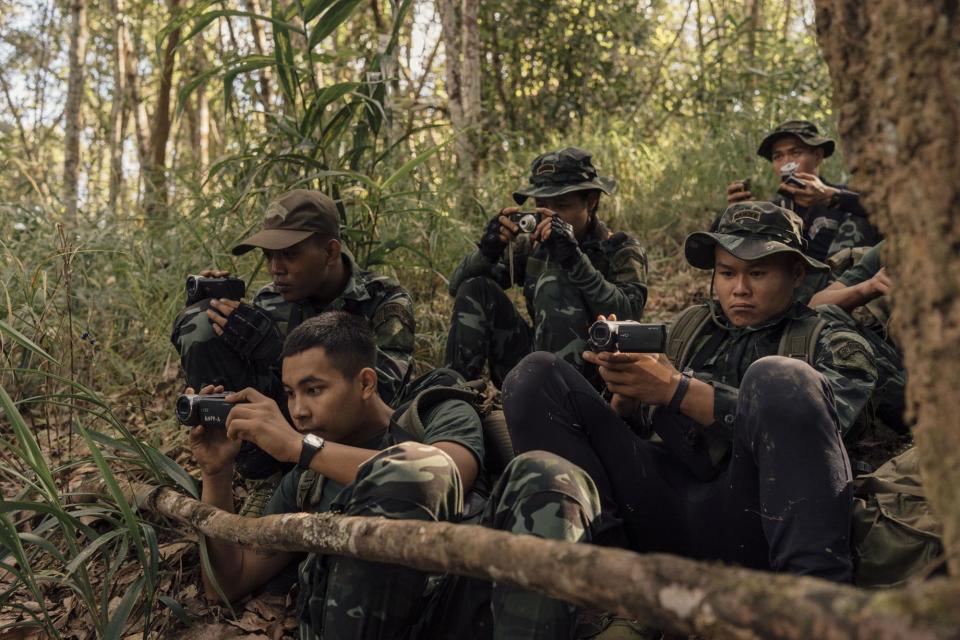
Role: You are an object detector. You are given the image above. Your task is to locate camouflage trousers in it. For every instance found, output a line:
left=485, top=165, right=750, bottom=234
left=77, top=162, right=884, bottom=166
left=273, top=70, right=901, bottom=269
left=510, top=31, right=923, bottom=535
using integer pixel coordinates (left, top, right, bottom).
left=171, top=300, right=287, bottom=482
left=298, top=442, right=463, bottom=640
left=444, top=275, right=593, bottom=387
left=420, top=450, right=602, bottom=640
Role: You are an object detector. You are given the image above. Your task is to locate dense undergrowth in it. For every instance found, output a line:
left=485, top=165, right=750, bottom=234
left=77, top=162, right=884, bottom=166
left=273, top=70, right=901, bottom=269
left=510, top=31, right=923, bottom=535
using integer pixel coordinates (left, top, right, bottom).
left=0, top=0, right=850, bottom=636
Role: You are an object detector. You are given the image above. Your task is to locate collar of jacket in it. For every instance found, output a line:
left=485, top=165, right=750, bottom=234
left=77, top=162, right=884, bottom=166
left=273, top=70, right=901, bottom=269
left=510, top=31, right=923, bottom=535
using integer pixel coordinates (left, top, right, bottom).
left=707, top=299, right=813, bottom=337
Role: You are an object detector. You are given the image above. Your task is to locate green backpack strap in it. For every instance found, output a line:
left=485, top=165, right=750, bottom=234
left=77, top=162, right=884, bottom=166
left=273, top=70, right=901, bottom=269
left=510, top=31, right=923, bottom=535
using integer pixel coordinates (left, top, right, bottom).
left=295, top=470, right=326, bottom=512
left=777, top=314, right=827, bottom=365
left=666, top=304, right=712, bottom=368
left=394, top=385, right=483, bottom=441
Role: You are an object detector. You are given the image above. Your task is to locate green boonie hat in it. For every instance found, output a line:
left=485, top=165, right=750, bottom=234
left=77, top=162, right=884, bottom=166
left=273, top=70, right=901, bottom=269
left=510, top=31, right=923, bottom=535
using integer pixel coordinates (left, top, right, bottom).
left=512, top=147, right=617, bottom=205
left=757, top=119, right=836, bottom=161
left=232, top=189, right=340, bottom=256
left=684, top=201, right=829, bottom=272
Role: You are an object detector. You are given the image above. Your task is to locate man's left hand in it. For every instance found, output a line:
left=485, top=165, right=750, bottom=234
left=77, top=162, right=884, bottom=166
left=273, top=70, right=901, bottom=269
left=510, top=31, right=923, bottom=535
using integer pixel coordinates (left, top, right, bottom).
left=583, top=350, right=681, bottom=407
left=778, top=172, right=838, bottom=208
left=224, top=388, right=302, bottom=464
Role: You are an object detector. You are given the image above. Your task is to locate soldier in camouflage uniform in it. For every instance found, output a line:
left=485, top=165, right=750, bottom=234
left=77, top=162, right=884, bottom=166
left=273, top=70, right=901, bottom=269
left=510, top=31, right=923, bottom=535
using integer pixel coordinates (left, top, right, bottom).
left=171, top=190, right=415, bottom=493
left=725, top=120, right=880, bottom=262
left=190, top=312, right=483, bottom=639
left=503, top=202, right=879, bottom=583
left=445, top=147, right=648, bottom=387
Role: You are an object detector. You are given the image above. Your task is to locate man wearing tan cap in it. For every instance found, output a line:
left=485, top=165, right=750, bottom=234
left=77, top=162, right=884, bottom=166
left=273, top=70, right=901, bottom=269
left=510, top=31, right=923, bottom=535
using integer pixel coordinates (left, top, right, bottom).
left=171, top=189, right=415, bottom=500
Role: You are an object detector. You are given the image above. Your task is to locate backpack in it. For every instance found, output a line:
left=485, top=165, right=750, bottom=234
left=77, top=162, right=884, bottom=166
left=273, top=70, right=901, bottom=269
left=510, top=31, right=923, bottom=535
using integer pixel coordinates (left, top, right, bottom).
left=665, top=303, right=826, bottom=368
left=852, top=447, right=945, bottom=587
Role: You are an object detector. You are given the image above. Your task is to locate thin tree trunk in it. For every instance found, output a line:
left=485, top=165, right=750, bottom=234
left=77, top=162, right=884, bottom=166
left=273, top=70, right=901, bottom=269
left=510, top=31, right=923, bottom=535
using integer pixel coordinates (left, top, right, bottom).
left=108, top=0, right=127, bottom=215
left=144, top=0, right=182, bottom=219
left=63, top=0, right=88, bottom=221
left=813, top=0, right=960, bottom=573
left=245, top=0, right=273, bottom=110
left=129, top=483, right=960, bottom=639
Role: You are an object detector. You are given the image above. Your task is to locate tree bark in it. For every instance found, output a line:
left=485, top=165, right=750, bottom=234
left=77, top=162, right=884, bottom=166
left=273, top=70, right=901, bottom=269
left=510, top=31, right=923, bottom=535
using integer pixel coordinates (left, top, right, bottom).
left=246, top=0, right=273, bottom=110
left=143, top=0, right=182, bottom=219
left=128, top=484, right=960, bottom=639
left=63, top=0, right=88, bottom=222
left=108, top=0, right=128, bottom=215
left=813, top=0, right=960, bottom=574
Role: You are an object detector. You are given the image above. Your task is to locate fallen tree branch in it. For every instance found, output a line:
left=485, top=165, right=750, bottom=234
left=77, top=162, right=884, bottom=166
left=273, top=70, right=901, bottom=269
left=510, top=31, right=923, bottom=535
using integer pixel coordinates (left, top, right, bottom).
left=125, top=483, right=960, bottom=639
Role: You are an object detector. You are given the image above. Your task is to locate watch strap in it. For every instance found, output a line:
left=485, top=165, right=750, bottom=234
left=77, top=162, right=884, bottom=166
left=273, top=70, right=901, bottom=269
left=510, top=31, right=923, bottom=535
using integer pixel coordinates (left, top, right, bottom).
left=666, top=369, right=693, bottom=414
left=297, top=435, right=325, bottom=470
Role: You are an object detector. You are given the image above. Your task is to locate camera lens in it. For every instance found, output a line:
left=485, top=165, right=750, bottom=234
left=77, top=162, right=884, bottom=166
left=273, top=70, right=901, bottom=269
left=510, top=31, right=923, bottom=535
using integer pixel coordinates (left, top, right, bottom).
left=185, top=275, right=200, bottom=299
left=518, top=214, right=538, bottom=234
left=588, top=321, right=613, bottom=349
left=175, top=394, right=198, bottom=425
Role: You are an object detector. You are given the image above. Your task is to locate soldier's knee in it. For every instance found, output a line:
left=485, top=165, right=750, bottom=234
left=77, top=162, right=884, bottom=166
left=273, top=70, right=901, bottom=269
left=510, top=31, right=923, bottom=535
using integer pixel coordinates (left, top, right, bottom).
left=742, top=356, right=823, bottom=402
left=502, top=351, right=561, bottom=400
left=453, top=276, right=499, bottom=301
left=500, top=451, right=599, bottom=507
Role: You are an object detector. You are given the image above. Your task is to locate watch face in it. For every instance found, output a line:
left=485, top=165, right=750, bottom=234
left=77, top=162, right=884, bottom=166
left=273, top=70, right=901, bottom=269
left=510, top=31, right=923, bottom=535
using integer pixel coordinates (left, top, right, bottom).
left=304, top=434, right=324, bottom=448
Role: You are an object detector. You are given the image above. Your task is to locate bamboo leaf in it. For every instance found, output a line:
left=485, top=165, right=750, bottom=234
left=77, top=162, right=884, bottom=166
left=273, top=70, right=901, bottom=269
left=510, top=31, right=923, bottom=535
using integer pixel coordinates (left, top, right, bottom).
left=103, top=576, right=144, bottom=640
left=306, top=0, right=364, bottom=50
left=0, top=318, right=59, bottom=364
left=379, top=137, right=453, bottom=192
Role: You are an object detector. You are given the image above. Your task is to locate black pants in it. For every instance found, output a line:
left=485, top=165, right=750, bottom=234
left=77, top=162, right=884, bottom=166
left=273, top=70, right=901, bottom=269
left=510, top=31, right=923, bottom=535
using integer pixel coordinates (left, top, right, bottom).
left=502, top=352, right=854, bottom=582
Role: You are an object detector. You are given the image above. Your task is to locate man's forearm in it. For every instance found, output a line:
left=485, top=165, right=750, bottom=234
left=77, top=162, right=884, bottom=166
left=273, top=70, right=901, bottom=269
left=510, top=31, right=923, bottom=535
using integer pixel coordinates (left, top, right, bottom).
left=809, top=281, right=876, bottom=311
left=679, top=377, right=716, bottom=427
left=199, top=468, right=243, bottom=600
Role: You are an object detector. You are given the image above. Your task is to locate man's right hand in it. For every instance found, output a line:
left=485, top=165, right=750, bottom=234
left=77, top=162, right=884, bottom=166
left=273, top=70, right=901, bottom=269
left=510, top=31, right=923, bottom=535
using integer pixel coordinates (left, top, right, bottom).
left=478, top=209, right=521, bottom=262
left=726, top=180, right=754, bottom=204
left=187, top=384, right=242, bottom=476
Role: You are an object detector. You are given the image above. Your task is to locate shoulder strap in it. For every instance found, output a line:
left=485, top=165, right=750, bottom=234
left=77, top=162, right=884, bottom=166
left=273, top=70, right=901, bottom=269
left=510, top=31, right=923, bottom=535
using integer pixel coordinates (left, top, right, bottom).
left=295, top=470, right=326, bottom=511
left=394, top=385, right=483, bottom=441
left=778, top=314, right=827, bottom=365
left=667, top=304, right=713, bottom=368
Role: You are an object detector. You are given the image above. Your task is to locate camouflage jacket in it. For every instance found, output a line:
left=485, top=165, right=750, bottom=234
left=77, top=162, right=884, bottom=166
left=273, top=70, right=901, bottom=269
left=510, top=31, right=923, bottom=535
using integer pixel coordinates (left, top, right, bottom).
left=448, top=219, right=649, bottom=321
left=676, top=300, right=877, bottom=441
left=773, top=178, right=880, bottom=262
left=254, top=252, right=415, bottom=404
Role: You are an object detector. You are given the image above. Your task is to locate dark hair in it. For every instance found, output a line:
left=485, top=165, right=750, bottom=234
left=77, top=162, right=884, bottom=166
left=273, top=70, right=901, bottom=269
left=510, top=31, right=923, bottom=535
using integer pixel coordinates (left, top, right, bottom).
left=282, top=311, right=376, bottom=378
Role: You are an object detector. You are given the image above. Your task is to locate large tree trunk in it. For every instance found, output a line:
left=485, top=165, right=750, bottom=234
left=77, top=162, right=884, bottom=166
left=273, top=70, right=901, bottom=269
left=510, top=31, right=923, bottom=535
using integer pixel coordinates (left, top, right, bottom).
left=129, top=483, right=960, bottom=639
left=813, top=0, right=960, bottom=574
left=62, top=0, right=88, bottom=222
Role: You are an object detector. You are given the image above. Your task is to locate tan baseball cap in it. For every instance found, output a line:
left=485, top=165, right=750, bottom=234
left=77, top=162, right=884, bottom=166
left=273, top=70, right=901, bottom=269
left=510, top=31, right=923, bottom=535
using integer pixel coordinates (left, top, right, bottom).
left=232, top=190, right=341, bottom=256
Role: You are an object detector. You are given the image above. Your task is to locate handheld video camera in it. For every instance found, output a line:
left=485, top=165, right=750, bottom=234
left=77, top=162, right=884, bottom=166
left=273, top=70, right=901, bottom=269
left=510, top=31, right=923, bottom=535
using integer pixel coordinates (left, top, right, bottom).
left=185, top=275, right=246, bottom=306
left=587, top=320, right=667, bottom=353
left=779, top=162, right=806, bottom=188
left=508, top=211, right=543, bottom=234
left=176, top=392, right=241, bottom=428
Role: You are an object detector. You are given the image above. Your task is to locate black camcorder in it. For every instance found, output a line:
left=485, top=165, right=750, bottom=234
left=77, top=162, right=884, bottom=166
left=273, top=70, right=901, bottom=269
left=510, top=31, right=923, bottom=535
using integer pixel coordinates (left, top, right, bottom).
left=508, top=211, right=543, bottom=234
left=587, top=320, right=667, bottom=353
left=185, top=275, right=246, bottom=305
left=779, top=161, right=806, bottom=188
left=176, top=392, right=241, bottom=428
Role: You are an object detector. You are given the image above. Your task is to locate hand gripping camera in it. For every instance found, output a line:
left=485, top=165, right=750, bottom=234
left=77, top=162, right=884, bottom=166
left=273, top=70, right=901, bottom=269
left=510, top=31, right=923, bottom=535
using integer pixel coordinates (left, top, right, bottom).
left=779, top=161, right=806, bottom=188
left=587, top=320, right=668, bottom=353
left=185, top=275, right=246, bottom=306
left=176, top=392, right=240, bottom=428
left=508, top=211, right=543, bottom=234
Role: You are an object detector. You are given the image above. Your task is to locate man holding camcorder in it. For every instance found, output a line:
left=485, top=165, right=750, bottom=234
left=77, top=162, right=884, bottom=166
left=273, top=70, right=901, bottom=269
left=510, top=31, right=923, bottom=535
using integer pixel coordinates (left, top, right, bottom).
left=444, top=147, right=649, bottom=387
left=170, top=189, right=415, bottom=509
left=725, top=120, right=879, bottom=262
left=502, top=202, right=878, bottom=584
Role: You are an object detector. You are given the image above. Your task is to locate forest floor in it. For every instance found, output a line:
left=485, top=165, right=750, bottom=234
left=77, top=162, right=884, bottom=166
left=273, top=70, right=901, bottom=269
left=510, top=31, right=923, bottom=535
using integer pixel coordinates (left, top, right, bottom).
left=0, top=251, right=706, bottom=640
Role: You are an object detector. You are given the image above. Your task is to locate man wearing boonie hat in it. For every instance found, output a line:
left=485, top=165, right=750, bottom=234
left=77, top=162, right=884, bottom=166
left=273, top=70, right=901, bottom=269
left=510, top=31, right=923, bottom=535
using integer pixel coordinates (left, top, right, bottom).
left=725, top=119, right=880, bottom=262
left=444, top=147, right=649, bottom=387
left=171, top=189, right=416, bottom=508
left=501, top=201, right=878, bottom=586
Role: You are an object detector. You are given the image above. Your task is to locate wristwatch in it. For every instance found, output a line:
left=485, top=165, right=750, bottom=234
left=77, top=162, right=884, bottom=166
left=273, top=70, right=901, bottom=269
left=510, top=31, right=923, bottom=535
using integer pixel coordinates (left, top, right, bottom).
left=297, top=433, right=326, bottom=470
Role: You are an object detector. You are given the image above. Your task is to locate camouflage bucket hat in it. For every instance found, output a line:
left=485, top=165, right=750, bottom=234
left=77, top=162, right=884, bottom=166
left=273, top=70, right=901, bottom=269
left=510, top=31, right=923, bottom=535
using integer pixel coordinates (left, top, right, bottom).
left=512, top=147, right=617, bottom=205
left=684, top=201, right=829, bottom=272
left=232, top=189, right=341, bottom=256
left=757, top=119, right=836, bottom=161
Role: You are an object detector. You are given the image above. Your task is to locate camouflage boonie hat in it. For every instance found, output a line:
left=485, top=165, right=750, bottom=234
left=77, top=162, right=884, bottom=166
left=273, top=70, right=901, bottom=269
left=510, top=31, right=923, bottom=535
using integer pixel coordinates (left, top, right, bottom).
left=232, top=189, right=340, bottom=256
left=512, top=147, right=617, bottom=205
left=757, top=119, right=836, bottom=161
left=684, top=201, right=829, bottom=272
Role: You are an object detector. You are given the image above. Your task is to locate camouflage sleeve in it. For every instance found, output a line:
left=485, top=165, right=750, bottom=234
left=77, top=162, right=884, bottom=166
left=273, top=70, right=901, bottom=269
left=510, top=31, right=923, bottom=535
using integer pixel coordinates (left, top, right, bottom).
left=563, top=237, right=648, bottom=320
left=837, top=241, right=884, bottom=287
left=813, top=325, right=878, bottom=436
left=447, top=237, right=531, bottom=297
left=371, top=292, right=416, bottom=407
